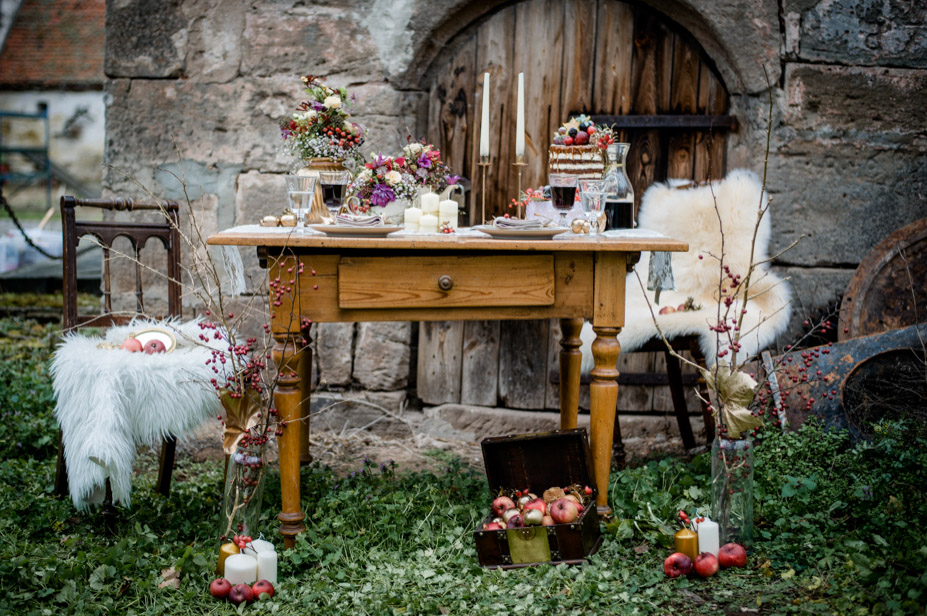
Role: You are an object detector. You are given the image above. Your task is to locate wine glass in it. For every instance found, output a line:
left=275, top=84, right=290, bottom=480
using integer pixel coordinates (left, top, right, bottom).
left=549, top=174, right=578, bottom=227
left=319, top=170, right=352, bottom=217
left=285, top=175, right=319, bottom=232
left=580, top=179, right=606, bottom=234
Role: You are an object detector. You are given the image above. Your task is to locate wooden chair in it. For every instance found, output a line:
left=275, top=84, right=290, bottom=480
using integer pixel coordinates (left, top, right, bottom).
left=54, top=196, right=182, bottom=523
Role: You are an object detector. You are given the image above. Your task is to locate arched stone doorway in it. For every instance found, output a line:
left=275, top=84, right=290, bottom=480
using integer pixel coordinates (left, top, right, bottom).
left=424, top=0, right=731, bottom=221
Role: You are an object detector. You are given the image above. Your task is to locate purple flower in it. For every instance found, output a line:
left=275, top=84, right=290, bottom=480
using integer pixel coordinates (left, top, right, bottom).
left=417, top=154, right=432, bottom=169
left=370, top=183, right=395, bottom=206
left=447, top=175, right=460, bottom=185
left=312, top=101, right=325, bottom=111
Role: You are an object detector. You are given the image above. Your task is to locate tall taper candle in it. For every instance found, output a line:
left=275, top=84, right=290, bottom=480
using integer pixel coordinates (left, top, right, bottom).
left=479, top=72, right=490, bottom=158
left=515, top=72, right=525, bottom=158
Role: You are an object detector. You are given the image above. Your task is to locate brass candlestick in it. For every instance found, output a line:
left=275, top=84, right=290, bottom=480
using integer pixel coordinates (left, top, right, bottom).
left=478, top=155, right=490, bottom=225
left=512, top=154, right=527, bottom=219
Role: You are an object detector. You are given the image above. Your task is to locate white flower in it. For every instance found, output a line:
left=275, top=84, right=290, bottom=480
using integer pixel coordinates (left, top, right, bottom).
left=323, top=95, right=342, bottom=109
left=343, top=122, right=353, bottom=134
left=386, top=170, right=402, bottom=185
left=404, top=143, right=423, bottom=156
left=359, top=169, right=372, bottom=179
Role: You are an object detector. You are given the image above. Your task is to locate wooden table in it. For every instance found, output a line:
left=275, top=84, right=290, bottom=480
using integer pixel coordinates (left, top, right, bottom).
left=208, top=226, right=687, bottom=548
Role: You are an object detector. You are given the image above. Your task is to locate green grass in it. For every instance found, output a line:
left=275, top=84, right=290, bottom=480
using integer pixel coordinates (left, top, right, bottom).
left=0, top=316, right=925, bottom=615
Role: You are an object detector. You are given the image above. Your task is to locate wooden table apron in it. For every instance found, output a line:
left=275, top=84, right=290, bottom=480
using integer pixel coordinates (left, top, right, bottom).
left=207, top=230, right=688, bottom=548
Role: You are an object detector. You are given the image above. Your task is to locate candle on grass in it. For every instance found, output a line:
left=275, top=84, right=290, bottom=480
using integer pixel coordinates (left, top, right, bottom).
left=697, top=517, right=720, bottom=557
left=479, top=72, right=490, bottom=159
left=439, top=200, right=458, bottom=230
left=216, top=542, right=239, bottom=575
left=224, top=553, right=257, bottom=585
left=419, top=214, right=439, bottom=233
left=515, top=72, right=525, bottom=158
left=256, top=550, right=278, bottom=585
left=404, top=207, right=422, bottom=232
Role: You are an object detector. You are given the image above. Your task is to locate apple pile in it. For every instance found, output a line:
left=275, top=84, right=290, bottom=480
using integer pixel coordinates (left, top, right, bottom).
left=482, top=484, right=594, bottom=530
left=663, top=543, right=747, bottom=579
left=120, top=336, right=166, bottom=354
left=209, top=578, right=274, bottom=605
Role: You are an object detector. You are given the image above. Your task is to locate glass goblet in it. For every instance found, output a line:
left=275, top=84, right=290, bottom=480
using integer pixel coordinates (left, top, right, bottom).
left=549, top=174, right=579, bottom=227
left=285, top=175, right=319, bottom=232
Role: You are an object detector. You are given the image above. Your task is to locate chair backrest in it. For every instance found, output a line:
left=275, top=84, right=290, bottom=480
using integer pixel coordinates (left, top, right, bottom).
left=61, top=196, right=182, bottom=331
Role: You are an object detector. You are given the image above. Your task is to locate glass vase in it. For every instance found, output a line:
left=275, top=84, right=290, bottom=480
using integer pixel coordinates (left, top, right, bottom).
left=601, top=143, right=635, bottom=229
left=219, top=443, right=266, bottom=539
left=710, top=437, right=754, bottom=547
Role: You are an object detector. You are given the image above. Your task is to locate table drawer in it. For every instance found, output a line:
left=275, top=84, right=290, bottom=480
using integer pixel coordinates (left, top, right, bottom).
left=338, top=255, right=555, bottom=309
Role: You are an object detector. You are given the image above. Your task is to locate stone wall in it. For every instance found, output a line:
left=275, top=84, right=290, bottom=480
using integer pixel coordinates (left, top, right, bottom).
left=103, top=0, right=927, bottom=407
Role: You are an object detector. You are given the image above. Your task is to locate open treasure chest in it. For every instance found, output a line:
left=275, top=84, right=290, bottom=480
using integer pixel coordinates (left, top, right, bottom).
left=473, top=429, right=603, bottom=568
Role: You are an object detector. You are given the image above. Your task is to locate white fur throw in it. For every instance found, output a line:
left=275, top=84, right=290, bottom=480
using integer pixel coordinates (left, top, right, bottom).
left=581, top=169, right=792, bottom=373
left=51, top=319, right=222, bottom=510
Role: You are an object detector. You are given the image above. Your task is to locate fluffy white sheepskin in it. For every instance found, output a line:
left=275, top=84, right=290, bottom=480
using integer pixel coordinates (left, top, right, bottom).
left=51, top=319, right=222, bottom=510
left=580, top=169, right=792, bottom=373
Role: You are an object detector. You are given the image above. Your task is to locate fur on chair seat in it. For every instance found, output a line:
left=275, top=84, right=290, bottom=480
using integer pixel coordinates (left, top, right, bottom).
left=580, top=169, right=792, bottom=373
left=51, top=319, right=222, bottom=510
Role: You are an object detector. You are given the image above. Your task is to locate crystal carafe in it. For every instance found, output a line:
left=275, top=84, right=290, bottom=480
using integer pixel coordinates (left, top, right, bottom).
left=601, top=143, right=635, bottom=229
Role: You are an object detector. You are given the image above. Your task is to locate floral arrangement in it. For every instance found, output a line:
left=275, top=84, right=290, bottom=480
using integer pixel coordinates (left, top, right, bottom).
left=399, top=140, right=459, bottom=193
left=279, top=75, right=366, bottom=165
left=348, top=153, right=419, bottom=211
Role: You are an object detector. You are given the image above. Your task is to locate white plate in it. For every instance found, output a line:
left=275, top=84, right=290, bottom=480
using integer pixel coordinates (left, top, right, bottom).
left=472, top=225, right=568, bottom=240
left=309, top=225, right=403, bottom=237
left=131, top=327, right=177, bottom=353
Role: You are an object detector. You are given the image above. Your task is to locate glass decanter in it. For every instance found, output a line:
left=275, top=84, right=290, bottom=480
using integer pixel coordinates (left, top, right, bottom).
left=601, top=143, right=635, bottom=229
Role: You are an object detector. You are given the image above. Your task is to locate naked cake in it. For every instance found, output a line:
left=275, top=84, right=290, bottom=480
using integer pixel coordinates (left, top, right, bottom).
left=547, top=116, right=614, bottom=179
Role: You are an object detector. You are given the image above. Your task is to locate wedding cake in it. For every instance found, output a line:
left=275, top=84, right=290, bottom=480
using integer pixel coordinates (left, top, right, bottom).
left=548, top=116, right=606, bottom=179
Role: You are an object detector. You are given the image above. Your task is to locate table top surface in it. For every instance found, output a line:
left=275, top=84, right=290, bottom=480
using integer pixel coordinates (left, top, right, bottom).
left=207, top=225, right=689, bottom=253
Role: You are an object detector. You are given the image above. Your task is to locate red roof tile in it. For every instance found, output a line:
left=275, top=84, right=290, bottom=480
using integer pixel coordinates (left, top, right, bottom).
left=0, top=0, right=105, bottom=89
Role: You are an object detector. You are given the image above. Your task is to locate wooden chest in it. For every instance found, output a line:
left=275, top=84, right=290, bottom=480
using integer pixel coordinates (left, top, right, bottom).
left=473, top=429, right=603, bottom=568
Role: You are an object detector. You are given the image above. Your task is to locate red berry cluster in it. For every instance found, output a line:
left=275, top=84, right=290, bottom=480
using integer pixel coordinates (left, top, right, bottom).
left=324, top=125, right=361, bottom=149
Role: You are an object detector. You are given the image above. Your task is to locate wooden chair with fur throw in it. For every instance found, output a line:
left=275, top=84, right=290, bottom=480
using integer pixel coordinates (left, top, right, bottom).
left=580, top=169, right=792, bottom=459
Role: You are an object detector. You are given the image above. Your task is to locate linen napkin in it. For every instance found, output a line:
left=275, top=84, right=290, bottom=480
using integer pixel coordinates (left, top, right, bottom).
left=335, top=213, right=383, bottom=227
left=492, top=217, right=545, bottom=230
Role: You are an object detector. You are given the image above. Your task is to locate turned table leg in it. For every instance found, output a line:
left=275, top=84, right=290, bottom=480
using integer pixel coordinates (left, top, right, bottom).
left=589, top=326, right=621, bottom=516
left=273, top=333, right=306, bottom=549
left=298, top=332, right=313, bottom=465
left=559, top=318, right=584, bottom=430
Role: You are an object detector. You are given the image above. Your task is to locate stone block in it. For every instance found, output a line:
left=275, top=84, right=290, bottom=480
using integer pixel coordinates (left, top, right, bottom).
left=105, top=0, right=187, bottom=78
left=241, top=5, right=384, bottom=81
left=790, top=0, right=927, bottom=68
left=310, top=391, right=411, bottom=438
left=353, top=322, right=412, bottom=391
left=182, top=0, right=245, bottom=83
left=316, top=322, right=355, bottom=387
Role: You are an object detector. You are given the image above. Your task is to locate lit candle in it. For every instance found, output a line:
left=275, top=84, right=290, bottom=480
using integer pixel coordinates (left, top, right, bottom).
left=674, top=528, right=698, bottom=562
left=696, top=517, right=720, bottom=557
left=515, top=72, right=525, bottom=158
left=420, top=192, right=440, bottom=215
left=439, top=200, right=458, bottom=230
left=216, top=542, right=239, bottom=575
left=223, top=553, right=257, bottom=585
left=479, top=72, right=490, bottom=158
left=404, top=206, right=422, bottom=232
left=419, top=214, right=439, bottom=233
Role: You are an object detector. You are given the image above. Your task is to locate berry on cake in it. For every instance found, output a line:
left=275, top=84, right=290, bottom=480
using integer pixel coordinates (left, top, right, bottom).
left=548, top=115, right=614, bottom=179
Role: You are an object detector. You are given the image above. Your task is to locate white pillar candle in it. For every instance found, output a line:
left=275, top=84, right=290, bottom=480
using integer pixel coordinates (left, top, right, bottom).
left=697, top=517, right=720, bottom=557
left=224, top=553, right=257, bottom=585
left=241, top=538, right=275, bottom=557
left=404, top=206, right=422, bottom=232
left=439, top=200, right=458, bottom=230
left=256, top=550, right=278, bottom=585
left=515, top=72, right=525, bottom=158
left=420, top=192, right=440, bottom=215
left=419, top=214, right=439, bottom=233
left=479, top=72, right=490, bottom=158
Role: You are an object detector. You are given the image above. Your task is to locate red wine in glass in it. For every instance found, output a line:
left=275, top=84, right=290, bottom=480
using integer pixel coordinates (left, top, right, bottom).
left=321, top=183, right=347, bottom=209
left=604, top=198, right=634, bottom=229
left=551, top=185, right=577, bottom=209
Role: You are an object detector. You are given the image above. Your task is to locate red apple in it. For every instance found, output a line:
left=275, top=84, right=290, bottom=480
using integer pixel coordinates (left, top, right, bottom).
left=523, top=498, right=547, bottom=516
left=659, top=306, right=676, bottom=315
left=575, top=503, right=584, bottom=514
left=252, top=579, right=274, bottom=599
left=492, top=496, right=516, bottom=517
left=677, top=303, right=688, bottom=312
left=144, top=339, right=166, bottom=354
left=718, top=543, right=747, bottom=568
left=501, top=508, right=520, bottom=524
left=209, top=578, right=232, bottom=599
left=694, top=552, right=719, bottom=578
left=506, top=513, right=523, bottom=528
left=541, top=515, right=555, bottom=526
left=549, top=498, right=579, bottom=524
left=121, top=337, right=143, bottom=352
left=663, top=552, right=694, bottom=578
left=228, top=583, right=254, bottom=605
left=483, top=521, right=503, bottom=531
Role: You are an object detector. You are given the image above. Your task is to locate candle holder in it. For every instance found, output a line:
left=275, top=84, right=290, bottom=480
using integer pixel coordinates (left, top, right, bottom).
left=478, top=155, right=491, bottom=225
left=512, top=154, right=527, bottom=219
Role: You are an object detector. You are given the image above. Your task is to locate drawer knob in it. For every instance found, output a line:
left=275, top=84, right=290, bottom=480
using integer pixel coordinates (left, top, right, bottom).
left=438, top=275, right=454, bottom=291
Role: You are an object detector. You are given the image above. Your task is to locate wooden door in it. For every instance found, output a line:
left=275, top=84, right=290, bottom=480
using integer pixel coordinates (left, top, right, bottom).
left=426, top=0, right=730, bottom=222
